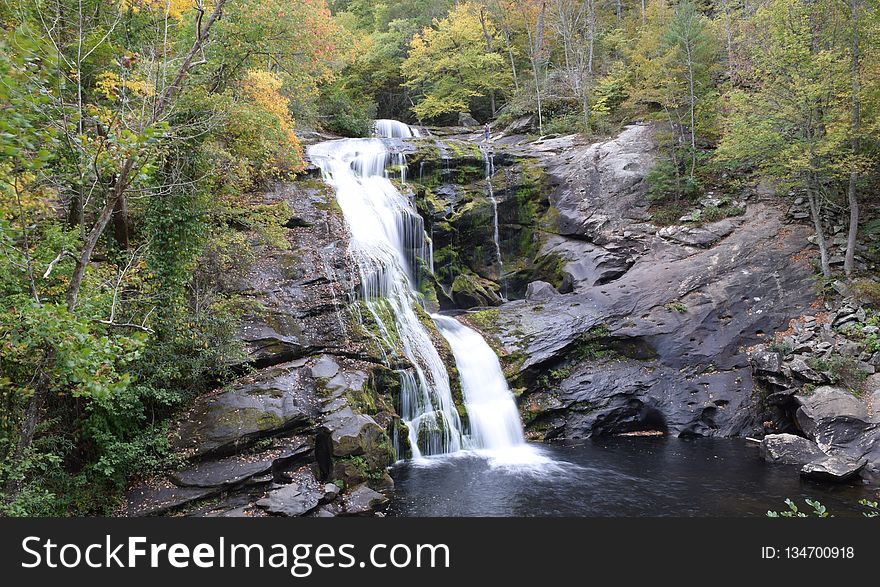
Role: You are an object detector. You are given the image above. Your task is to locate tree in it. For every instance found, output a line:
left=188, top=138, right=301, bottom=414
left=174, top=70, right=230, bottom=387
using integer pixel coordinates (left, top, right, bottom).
left=401, top=2, right=510, bottom=121
left=664, top=0, right=714, bottom=179
left=515, top=0, right=550, bottom=134
left=844, top=0, right=862, bottom=276
left=551, top=0, right=599, bottom=130
left=716, top=0, right=850, bottom=278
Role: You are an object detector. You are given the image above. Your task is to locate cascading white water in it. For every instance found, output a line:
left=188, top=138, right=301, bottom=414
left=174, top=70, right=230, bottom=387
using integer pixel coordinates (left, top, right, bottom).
left=480, top=146, right=506, bottom=300
left=432, top=315, right=525, bottom=450
left=375, top=119, right=421, bottom=139
left=308, top=120, right=464, bottom=459
left=309, top=119, right=547, bottom=467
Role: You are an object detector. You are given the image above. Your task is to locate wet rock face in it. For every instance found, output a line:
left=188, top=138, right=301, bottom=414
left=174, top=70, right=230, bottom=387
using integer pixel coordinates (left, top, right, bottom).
left=405, top=135, right=552, bottom=306
left=472, top=123, right=819, bottom=443
left=126, top=177, right=399, bottom=517
left=493, top=199, right=816, bottom=441
left=235, top=180, right=372, bottom=366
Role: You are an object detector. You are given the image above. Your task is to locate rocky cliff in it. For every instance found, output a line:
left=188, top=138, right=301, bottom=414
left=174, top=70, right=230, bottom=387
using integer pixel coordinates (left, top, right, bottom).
left=126, top=178, right=402, bottom=517
left=126, top=122, right=880, bottom=516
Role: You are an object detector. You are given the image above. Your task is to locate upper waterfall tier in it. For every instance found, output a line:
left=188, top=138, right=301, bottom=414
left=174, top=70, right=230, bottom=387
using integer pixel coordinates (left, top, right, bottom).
left=375, top=119, right=421, bottom=139
left=307, top=123, right=463, bottom=458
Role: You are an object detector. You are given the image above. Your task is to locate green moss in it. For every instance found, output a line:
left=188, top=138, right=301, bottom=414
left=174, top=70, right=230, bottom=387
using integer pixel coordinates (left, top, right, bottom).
left=530, top=251, right=567, bottom=289
left=467, top=308, right=501, bottom=332
left=665, top=301, right=688, bottom=313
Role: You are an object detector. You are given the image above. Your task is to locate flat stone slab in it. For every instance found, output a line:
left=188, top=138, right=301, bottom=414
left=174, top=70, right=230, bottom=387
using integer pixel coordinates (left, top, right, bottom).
left=172, top=363, right=319, bottom=459
left=126, top=482, right=218, bottom=517
left=658, top=219, right=737, bottom=248
left=256, top=469, right=323, bottom=517
left=800, top=455, right=866, bottom=483
left=341, top=484, right=389, bottom=516
left=760, top=433, right=825, bottom=466
left=170, top=456, right=274, bottom=488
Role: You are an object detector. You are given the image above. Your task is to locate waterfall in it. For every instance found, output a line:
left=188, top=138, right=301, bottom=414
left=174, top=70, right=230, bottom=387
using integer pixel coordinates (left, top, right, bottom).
left=375, top=119, right=421, bottom=139
left=308, top=121, right=463, bottom=459
left=432, top=315, right=524, bottom=450
left=480, top=146, right=506, bottom=300
left=308, top=119, right=539, bottom=465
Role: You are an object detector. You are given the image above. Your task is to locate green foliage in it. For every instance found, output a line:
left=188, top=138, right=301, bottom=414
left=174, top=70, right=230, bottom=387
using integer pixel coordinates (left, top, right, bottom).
left=766, top=498, right=810, bottom=517
left=647, top=158, right=697, bottom=203
left=805, top=355, right=869, bottom=392
left=851, top=279, right=880, bottom=308
left=665, top=301, right=688, bottom=314
left=859, top=499, right=880, bottom=518
left=768, top=498, right=880, bottom=518
left=402, top=2, right=511, bottom=121
left=319, top=79, right=379, bottom=137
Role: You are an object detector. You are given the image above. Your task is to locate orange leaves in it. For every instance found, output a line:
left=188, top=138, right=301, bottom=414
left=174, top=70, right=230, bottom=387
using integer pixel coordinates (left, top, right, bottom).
left=240, top=69, right=305, bottom=174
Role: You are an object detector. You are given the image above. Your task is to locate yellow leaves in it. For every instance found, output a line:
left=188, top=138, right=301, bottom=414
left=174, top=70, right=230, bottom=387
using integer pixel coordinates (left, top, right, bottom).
left=95, top=71, right=155, bottom=102
left=241, top=69, right=303, bottom=167
left=122, top=0, right=195, bottom=20
left=0, top=165, right=53, bottom=224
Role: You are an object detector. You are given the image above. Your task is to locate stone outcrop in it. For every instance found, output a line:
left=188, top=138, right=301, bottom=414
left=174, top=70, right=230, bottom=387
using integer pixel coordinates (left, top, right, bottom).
left=760, top=433, right=825, bottom=466
left=462, top=124, right=818, bottom=444
left=749, top=296, right=880, bottom=483
left=126, top=174, right=399, bottom=517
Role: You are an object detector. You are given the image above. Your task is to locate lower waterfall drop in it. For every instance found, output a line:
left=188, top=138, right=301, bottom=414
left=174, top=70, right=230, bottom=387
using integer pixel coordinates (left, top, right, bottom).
left=432, top=315, right=524, bottom=450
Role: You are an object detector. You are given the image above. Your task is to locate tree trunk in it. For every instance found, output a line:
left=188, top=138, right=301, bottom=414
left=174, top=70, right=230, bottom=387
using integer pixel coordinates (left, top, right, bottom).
left=686, top=43, right=697, bottom=179
left=5, top=354, right=54, bottom=500
left=806, top=179, right=831, bottom=279
left=526, top=1, right=547, bottom=135
left=721, top=0, right=736, bottom=84
left=844, top=0, right=861, bottom=277
left=113, top=193, right=131, bottom=249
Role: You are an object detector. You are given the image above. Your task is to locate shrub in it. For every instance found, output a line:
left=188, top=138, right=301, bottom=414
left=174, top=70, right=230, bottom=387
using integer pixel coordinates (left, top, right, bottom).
left=851, top=279, right=880, bottom=307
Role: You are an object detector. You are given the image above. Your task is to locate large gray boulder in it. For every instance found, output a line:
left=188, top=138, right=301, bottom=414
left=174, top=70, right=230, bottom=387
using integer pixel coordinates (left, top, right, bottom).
left=458, top=112, right=479, bottom=126
left=760, top=434, right=826, bottom=466
left=657, top=219, right=738, bottom=248
left=256, top=469, right=324, bottom=517
left=800, top=455, right=866, bottom=483
left=172, top=363, right=320, bottom=459
left=794, top=387, right=869, bottom=440
left=525, top=280, right=560, bottom=301
left=539, top=235, right=632, bottom=291
left=341, top=484, right=389, bottom=516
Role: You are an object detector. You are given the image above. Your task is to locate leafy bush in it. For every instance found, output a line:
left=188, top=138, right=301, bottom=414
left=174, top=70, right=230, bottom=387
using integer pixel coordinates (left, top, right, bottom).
left=647, top=157, right=699, bottom=204
left=851, top=279, right=880, bottom=307
left=319, top=81, right=378, bottom=137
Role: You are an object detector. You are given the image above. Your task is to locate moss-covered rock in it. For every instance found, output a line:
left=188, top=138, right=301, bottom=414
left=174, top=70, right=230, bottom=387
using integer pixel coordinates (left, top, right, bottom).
left=451, top=272, right=503, bottom=307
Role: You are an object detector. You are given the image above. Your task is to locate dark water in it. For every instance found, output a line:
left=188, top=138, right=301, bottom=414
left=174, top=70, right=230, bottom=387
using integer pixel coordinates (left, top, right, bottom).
left=389, top=438, right=877, bottom=517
